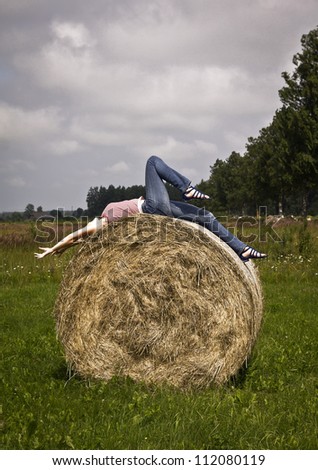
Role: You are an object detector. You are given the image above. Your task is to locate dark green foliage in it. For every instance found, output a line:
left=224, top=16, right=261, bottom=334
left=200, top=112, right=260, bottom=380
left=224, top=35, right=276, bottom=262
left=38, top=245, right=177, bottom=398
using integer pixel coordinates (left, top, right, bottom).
left=24, top=204, right=35, bottom=220
left=204, top=153, right=252, bottom=215
left=202, top=26, right=318, bottom=216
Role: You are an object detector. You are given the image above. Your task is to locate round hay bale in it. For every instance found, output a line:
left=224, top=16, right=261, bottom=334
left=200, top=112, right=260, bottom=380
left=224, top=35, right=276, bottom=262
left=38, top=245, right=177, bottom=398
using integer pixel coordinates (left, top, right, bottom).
left=54, top=214, right=263, bottom=390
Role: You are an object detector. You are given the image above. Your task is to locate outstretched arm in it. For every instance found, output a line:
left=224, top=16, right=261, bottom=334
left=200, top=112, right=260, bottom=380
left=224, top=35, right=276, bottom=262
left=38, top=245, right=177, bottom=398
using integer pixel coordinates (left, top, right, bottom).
left=35, top=217, right=107, bottom=259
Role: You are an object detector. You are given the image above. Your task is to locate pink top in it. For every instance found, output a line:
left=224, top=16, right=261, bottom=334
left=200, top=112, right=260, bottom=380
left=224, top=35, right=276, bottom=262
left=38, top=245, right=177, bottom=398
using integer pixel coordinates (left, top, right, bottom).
left=101, top=197, right=144, bottom=222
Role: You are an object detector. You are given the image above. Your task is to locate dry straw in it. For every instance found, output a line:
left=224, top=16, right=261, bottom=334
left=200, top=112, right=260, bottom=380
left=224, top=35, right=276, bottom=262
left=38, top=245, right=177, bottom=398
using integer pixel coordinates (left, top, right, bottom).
left=54, top=214, right=263, bottom=390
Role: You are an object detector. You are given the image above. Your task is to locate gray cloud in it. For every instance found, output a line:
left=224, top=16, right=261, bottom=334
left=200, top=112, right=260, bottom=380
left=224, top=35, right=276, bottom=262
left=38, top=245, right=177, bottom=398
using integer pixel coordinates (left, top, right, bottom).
left=0, top=0, right=317, bottom=211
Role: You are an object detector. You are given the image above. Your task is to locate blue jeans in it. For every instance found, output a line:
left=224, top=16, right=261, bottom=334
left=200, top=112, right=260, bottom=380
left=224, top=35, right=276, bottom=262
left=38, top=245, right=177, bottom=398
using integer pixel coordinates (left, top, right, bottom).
left=142, top=156, right=246, bottom=256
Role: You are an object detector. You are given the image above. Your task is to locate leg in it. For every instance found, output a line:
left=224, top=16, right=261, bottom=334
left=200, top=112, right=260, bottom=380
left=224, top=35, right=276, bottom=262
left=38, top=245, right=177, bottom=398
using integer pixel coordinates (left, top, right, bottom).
left=142, top=156, right=191, bottom=216
left=170, top=201, right=246, bottom=255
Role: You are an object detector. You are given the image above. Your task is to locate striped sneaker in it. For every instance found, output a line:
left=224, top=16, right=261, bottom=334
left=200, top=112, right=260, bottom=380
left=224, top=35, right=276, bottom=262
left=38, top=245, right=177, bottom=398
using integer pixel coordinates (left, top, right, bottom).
left=240, top=246, right=267, bottom=262
left=183, top=185, right=210, bottom=201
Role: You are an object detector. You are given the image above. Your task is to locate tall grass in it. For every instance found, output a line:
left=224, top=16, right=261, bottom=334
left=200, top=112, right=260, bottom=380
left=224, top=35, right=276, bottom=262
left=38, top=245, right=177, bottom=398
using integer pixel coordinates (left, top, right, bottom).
left=1, top=221, right=317, bottom=450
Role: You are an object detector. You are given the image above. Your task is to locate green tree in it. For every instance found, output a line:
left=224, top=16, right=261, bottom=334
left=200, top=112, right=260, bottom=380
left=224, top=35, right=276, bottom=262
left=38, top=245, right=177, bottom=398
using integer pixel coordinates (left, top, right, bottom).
left=11, top=212, right=24, bottom=222
left=73, top=207, right=84, bottom=218
left=208, top=153, right=249, bottom=214
left=50, top=209, right=63, bottom=219
left=278, top=26, right=318, bottom=214
left=208, top=158, right=229, bottom=212
left=24, top=203, right=35, bottom=219
left=86, top=186, right=103, bottom=218
left=223, top=152, right=250, bottom=214
left=245, top=109, right=293, bottom=215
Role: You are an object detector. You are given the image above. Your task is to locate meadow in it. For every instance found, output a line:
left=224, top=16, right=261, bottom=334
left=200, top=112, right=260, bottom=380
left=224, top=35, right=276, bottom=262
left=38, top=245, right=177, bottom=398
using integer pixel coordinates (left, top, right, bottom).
left=0, top=218, right=317, bottom=450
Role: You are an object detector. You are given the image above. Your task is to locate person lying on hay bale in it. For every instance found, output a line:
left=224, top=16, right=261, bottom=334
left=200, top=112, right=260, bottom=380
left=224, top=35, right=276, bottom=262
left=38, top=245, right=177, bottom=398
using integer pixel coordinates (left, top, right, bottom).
left=35, top=156, right=267, bottom=262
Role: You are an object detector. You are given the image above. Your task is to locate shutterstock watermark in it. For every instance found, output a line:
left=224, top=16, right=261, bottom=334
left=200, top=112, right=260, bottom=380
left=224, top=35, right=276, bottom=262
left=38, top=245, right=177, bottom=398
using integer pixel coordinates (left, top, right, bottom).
left=234, top=206, right=282, bottom=244
left=34, top=206, right=282, bottom=246
left=34, top=213, right=89, bottom=244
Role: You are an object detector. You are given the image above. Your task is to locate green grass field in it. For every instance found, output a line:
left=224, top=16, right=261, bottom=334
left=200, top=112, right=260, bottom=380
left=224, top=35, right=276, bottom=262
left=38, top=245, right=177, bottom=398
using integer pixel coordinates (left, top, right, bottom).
left=1, top=220, right=318, bottom=450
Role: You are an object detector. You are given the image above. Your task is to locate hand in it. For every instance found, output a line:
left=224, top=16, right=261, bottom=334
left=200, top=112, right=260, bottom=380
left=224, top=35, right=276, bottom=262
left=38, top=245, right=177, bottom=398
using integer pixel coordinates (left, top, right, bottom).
left=34, top=247, right=54, bottom=259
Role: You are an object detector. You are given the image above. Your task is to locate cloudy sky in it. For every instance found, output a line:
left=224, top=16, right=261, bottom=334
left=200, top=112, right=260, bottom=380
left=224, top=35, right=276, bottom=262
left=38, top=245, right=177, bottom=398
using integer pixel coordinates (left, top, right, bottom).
left=0, top=0, right=317, bottom=212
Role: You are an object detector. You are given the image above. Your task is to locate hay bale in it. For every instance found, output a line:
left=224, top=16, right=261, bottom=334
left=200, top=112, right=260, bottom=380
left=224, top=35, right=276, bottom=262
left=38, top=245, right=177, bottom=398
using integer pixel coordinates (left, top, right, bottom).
left=54, top=214, right=263, bottom=390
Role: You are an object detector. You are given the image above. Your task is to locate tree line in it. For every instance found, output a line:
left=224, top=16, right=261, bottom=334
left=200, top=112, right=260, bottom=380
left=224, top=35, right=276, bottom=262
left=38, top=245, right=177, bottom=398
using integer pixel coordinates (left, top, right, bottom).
left=198, top=26, right=318, bottom=216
